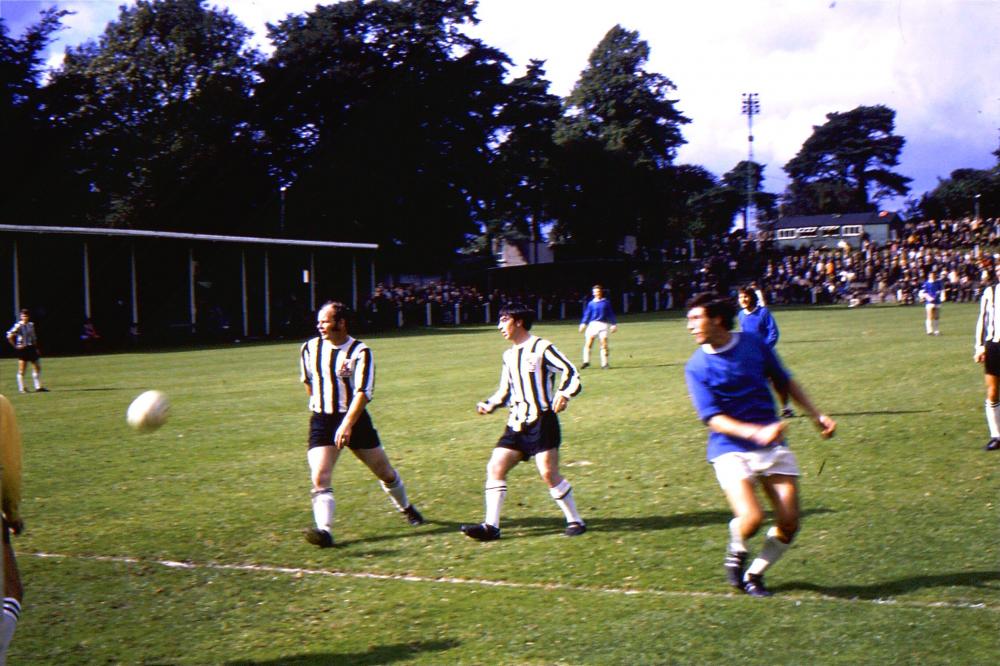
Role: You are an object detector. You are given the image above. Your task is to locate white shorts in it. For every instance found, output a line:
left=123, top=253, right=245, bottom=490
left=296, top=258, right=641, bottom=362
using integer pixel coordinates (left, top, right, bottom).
left=710, top=446, right=800, bottom=489
left=585, top=321, right=611, bottom=340
left=925, top=302, right=939, bottom=312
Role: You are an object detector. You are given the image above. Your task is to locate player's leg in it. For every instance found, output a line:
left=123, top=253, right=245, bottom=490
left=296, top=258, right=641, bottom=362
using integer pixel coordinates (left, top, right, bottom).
left=352, top=446, right=423, bottom=525
left=305, top=444, right=340, bottom=547
left=985, top=370, right=1000, bottom=451
left=0, top=527, right=23, bottom=663
left=30, top=359, right=44, bottom=391
left=598, top=330, right=610, bottom=368
left=719, top=475, right=764, bottom=590
left=461, top=447, right=521, bottom=540
left=581, top=331, right=594, bottom=368
left=14, top=360, right=25, bottom=393
left=931, top=305, right=940, bottom=335
left=535, top=447, right=585, bottom=535
left=742, top=473, right=800, bottom=596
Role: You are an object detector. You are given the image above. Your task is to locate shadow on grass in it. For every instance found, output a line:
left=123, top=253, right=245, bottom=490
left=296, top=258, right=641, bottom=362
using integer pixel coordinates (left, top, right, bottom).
left=226, top=638, right=460, bottom=665
left=778, top=570, right=1000, bottom=599
left=829, top=409, right=932, bottom=417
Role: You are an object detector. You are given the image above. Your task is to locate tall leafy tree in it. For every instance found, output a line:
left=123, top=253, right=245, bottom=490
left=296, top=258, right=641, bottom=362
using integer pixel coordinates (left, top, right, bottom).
left=0, top=8, right=70, bottom=223
left=552, top=25, right=690, bottom=255
left=46, top=0, right=268, bottom=232
left=782, top=104, right=911, bottom=215
left=257, top=0, right=510, bottom=271
left=919, top=167, right=999, bottom=220
left=721, top=160, right=778, bottom=228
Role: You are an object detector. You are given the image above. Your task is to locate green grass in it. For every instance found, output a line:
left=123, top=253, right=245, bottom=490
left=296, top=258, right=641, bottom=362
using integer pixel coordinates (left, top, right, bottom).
left=6, top=304, right=998, bottom=664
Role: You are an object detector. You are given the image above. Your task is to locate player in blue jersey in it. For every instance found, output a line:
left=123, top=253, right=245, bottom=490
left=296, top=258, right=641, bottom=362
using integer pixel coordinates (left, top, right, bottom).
left=738, top=286, right=792, bottom=418
left=579, top=285, right=617, bottom=369
left=919, top=270, right=943, bottom=335
left=684, top=292, right=836, bottom=597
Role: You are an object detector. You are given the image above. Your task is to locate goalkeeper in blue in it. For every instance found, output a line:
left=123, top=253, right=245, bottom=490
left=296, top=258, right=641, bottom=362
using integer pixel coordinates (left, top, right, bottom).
left=684, top=292, right=836, bottom=597
left=579, top=284, right=617, bottom=369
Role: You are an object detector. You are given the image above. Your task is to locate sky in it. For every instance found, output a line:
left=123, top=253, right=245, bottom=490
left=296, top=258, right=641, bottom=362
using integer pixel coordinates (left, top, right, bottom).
left=2, top=0, right=999, bottom=210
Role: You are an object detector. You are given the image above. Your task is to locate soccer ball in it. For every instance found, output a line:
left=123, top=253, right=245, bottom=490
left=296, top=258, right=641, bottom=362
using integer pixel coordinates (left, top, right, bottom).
left=126, top=390, right=170, bottom=433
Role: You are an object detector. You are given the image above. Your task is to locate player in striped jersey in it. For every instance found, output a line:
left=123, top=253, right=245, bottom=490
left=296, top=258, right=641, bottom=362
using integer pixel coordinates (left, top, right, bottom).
left=299, top=301, right=423, bottom=548
left=461, top=303, right=585, bottom=541
left=974, top=264, right=1000, bottom=451
left=5, top=310, right=48, bottom=393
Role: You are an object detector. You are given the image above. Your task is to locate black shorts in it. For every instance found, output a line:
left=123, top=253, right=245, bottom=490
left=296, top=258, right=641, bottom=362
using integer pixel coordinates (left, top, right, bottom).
left=308, top=411, right=381, bottom=450
left=496, top=411, right=561, bottom=459
left=985, top=342, right=1000, bottom=376
left=15, top=346, right=39, bottom=362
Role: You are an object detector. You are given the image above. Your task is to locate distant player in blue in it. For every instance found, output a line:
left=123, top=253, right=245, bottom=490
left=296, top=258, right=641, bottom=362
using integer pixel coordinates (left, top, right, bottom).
left=919, top=270, right=943, bottom=336
left=738, top=286, right=792, bottom=417
left=684, top=292, right=836, bottom=597
left=579, top=284, right=617, bottom=369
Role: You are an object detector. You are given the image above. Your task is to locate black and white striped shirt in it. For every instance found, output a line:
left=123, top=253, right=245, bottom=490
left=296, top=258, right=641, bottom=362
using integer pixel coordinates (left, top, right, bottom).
left=6, top=321, right=37, bottom=348
left=975, top=283, right=1000, bottom=349
left=481, top=335, right=582, bottom=431
left=300, top=336, right=375, bottom=414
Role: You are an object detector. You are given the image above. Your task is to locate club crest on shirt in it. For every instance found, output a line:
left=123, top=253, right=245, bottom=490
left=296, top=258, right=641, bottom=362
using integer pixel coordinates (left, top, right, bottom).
left=524, top=352, right=539, bottom=372
left=337, top=357, right=355, bottom=377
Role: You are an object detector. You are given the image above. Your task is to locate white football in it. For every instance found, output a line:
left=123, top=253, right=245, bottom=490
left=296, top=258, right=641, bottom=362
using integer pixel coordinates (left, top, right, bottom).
left=126, top=390, right=170, bottom=432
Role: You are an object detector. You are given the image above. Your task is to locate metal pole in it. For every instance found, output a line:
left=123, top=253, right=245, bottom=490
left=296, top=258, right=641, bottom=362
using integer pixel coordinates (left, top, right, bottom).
left=188, top=247, right=196, bottom=332
left=82, top=242, right=92, bottom=318
left=309, top=252, right=316, bottom=312
left=12, top=240, right=20, bottom=317
left=351, top=255, right=358, bottom=310
left=241, top=250, right=248, bottom=338
left=130, top=244, right=139, bottom=327
left=264, top=250, right=271, bottom=336
left=741, top=93, right=760, bottom=232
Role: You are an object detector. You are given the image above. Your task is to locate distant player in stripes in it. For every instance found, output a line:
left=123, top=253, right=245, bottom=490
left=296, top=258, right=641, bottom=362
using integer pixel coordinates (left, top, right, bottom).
left=579, top=284, right=617, bottom=369
left=6, top=310, right=48, bottom=393
left=919, top=270, right=943, bottom=336
left=299, top=301, right=423, bottom=548
left=738, top=286, right=792, bottom=418
left=684, top=292, right=836, bottom=597
left=974, top=264, right=1000, bottom=451
left=0, top=394, right=25, bottom=664
left=461, top=303, right=585, bottom=541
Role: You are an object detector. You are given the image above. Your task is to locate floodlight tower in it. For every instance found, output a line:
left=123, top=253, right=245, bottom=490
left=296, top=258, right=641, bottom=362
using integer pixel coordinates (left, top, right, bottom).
left=741, top=93, right=760, bottom=232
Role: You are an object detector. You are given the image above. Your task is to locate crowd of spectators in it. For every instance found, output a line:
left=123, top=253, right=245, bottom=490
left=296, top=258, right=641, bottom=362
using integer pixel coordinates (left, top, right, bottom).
left=358, top=216, right=1000, bottom=330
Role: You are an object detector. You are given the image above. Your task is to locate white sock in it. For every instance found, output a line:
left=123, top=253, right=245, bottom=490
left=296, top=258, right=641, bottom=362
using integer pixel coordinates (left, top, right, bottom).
left=986, top=401, right=1000, bottom=438
left=15, top=374, right=23, bottom=392
left=379, top=472, right=409, bottom=511
left=600, top=348, right=608, bottom=367
left=549, top=479, right=583, bottom=524
left=310, top=488, right=335, bottom=533
left=0, top=598, right=21, bottom=665
left=746, top=526, right=790, bottom=577
left=728, top=517, right=747, bottom=553
left=484, top=480, right=507, bottom=528
left=582, top=344, right=590, bottom=365
left=932, top=320, right=939, bottom=334
left=32, top=371, right=40, bottom=390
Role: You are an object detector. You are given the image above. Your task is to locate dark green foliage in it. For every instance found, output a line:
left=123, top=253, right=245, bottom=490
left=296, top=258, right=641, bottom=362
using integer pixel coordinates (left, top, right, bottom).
left=919, top=166, right=1000, bottom=220
left=783, top=104, right=911, bottom=215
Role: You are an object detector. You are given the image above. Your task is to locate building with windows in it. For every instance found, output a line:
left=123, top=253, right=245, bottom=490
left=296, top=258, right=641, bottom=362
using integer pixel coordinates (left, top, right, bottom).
left=770, top=211, right=902, bottom=250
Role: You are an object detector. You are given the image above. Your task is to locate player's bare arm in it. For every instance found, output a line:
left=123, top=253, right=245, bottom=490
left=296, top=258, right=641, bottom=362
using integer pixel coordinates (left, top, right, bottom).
left=707, top=414, right=787, bottom=446
left=335, top=391, right=369, bottom=448
left=785, top=379, right=836, bottom=438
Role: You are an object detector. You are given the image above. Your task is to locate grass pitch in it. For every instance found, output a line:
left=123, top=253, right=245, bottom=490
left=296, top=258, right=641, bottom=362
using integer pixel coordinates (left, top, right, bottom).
left=6, top=304, right=998, bottom=664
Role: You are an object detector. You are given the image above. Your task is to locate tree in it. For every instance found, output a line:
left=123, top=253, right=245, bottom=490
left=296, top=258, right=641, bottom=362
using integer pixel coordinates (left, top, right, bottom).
left=551, top=25, right=690, bottom=256
left=919, top=167, right=1000, bottom=220
left=783, top=104, right=911, bottom=215
left=256, top=0, right=510, bottom=271
left=45, top=0, right=269, bottom=232
left=721, top=160, right=778, bottom=229
left=0, top=8, right=71, bottom=222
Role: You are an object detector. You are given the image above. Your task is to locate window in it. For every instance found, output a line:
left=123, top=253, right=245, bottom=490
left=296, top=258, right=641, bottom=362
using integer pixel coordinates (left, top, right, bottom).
left=842, top=225, right=862, bottom=236
left=797, top=227, right=818, bottom=238
left=777, top=229, right=797, bottom=240
left=821, top=226, right=840, bottom=237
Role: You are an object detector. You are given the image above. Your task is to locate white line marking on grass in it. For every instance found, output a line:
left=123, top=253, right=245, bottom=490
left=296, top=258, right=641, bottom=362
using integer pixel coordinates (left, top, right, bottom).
left=31, top=552, right=996, bottom=612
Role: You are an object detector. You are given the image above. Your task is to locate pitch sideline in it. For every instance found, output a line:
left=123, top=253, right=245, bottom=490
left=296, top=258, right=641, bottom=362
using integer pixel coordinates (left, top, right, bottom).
left=29, top=550, right=997, bottom=613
